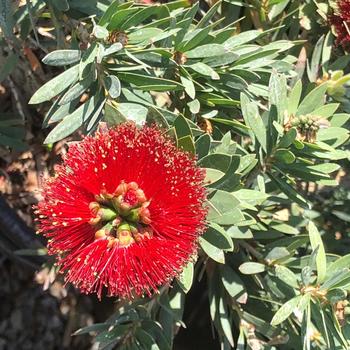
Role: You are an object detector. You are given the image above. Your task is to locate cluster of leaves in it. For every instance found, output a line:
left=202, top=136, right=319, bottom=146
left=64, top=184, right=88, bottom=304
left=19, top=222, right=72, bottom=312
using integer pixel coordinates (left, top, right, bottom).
left=4, top=0, right=350, bottom=349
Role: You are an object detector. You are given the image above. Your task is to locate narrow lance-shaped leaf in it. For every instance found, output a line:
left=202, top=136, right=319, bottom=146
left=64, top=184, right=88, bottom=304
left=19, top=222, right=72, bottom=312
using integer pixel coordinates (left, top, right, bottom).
left=29, top=65, right=79, bottom=104
left=308, top=221, right=327, bottom=284
left=271, top=295, right=302, bottom=326
left=42, top=50, right=81, bottom=66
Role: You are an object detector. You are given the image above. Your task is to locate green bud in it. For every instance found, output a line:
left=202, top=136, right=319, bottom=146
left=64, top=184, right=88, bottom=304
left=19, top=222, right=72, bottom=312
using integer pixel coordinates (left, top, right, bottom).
left=127, top=208, right=140, bottom=222
left=117, top=222, right=130, bottom=233
left=291, top=120, right=299, bottom=127
left=98, top=207, right=117, bottom=221
left=330, top=70, right=344, bottom=81
left=300, top=115, right=308, bottom=124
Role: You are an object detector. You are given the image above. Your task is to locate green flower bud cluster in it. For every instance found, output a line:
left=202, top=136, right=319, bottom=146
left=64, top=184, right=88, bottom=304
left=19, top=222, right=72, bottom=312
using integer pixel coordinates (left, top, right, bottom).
left=325, top=70, right=350, bottom=100
left=290, top=114, right=320, bottom=133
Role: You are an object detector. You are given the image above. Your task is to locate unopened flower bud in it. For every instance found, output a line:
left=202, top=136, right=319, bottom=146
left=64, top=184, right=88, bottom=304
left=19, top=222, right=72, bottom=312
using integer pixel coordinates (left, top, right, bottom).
left=95, top=229, right=107, bottom=240
left=135, top=189, right=147, bottom=203
left=95, top=223, right=114, bottom=240
left=97, top=208, right=117, bottom=221
left=115, top=181, right=128, bottom=196
left=119, top=201, right=132, bottom=213
left=118, top=230, right=135, bottom=247
left=89, top=202, right=100, bottom=215
left=139, top=204, right=151, bottom=225
left=127, top=208, right=139, bottom=222
left=127, top=182, right=139, bottom=191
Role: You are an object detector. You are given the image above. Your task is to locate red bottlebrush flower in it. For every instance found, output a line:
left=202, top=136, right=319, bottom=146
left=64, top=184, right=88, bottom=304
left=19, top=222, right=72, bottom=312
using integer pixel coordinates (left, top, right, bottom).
left=329, top=0, right=350, bottom=49
left=35, top=123, right=207, bottom=299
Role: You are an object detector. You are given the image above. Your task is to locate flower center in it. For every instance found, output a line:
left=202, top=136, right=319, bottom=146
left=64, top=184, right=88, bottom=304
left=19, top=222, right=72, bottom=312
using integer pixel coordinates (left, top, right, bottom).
left=89, top=181, right=152, bottom=248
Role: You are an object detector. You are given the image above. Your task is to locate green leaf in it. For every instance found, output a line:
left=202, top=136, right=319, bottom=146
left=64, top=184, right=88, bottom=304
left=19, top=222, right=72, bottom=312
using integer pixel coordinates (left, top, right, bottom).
left=274, top=149, right=295, bottom=164
left=29, top=65, right=79, bottom=104
left=241, top=93, right=266, bottom=151
left=121, top=6, right=161, bottom=30
left=104, top=102, right=127, bottom=127
left=265, top=247, right=290, bottom=262
left=330, top=113, right=350, bottom=127
left=187, top=99, right=200, bottom=114
left=118, top=72, right=183, bottom=91
left=268, top=172, right=310, bottom=208
left=278, top=128, right=297, bottom=148
left=128, top=28, right=163, bottom=44
left=118, top=103, right=148, bottom=124
left=270, top=295, right=302, bottom=326
left=0, top=53, right=19, bottom=83
left=220, top=265, right=246, bottom=300
left=104, top=75, right=121, bottom=98
left=174, top=114, right=192, bottom=138
left=239, top=262, right=266, bottom=275
left=146, top=107, right=169, bottom=129
left=177, top=262, right=194, bottom=293
left=312, top=103, right=339, bottom=118
left=135, top=329, right=160, bottom=350
left=196, top=0, right=221, bottom=28
left=224, top=30, right=262, bottom=49
left=196, top=133, right=211, bottom=159
left=210, top=118, right=250, bottom=133
left=180, top=75, right=196, bottom=99
left=73, top=323, right=109, bottom=335
left=43, top=98, right=79, bottom=126
left=308, top=221, right=327, bottom=284
left=218, top=295, right=234, bottom=347
left=99, top=0, right=121, bottom=26
left=93, top=25, right=109, bottom=40
left=202, top=223, right=233, bottom=251
left=199, top=236, right=225, bottom=263
left=141, top=320, right=171, bottom=350
left=296, top=84, right=328, bottom=116
left=44, top=94, right=104, bottom=143
left=288, top=80, right=302, bottom=115
left=188, top=62, right=219, bottom=80
left=271, top=223, right=299, bottom=235
left=185, top=44, right=226, bottom=58
left=79, top=43, right=98, bottom=79
left=309, top=163, right=340, bottom=174
left=317, top=127, right=349, bottom=148
left=108, top=8, right=140, bottom=30
left=234, top=189, right=268, bottom=206
left=211, top=158, right=241, bottom=192
left=307, top=35, right=324, bottom=82
left=321, top=268, right=350, bottom=291
left=199, top=153, right=231, bottom=172
left=178, top=135, right=195, bottom=153
left=226, top=227, right=253, bottom=239
left=102, top=43, right=124, bottom=58
left=297, top=293, right=311, bottom=314
left=59, top=74, right=94, bottom=105
left=180, top=24, right=214, bottom=52
left=327, top=254, right=350, bottom=277
left=275, top=265, right=299, bottom=288
left=269, top=71, right=287, bottom=124
left=51, top=0, right=69, bottom=11
left=0, top=0, right=14, bottom=38
left=207, top=191, right=243, bottom=226
left=87, top=100, right=106, bottom=132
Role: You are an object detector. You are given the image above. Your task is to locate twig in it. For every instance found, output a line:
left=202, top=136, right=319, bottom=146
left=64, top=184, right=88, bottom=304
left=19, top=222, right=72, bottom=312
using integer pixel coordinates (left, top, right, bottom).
left=238, top=239, right=264, bottom=261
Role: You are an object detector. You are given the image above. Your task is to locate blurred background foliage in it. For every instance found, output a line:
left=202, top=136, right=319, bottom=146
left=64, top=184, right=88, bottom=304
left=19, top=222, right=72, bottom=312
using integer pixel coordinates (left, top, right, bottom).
left=1, top=0, right=350, bottom=349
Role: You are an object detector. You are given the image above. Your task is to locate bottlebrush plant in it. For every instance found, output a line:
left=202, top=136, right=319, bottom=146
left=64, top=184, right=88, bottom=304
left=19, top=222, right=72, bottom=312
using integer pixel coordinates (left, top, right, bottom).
left=26, top=1, right=350, bottom=349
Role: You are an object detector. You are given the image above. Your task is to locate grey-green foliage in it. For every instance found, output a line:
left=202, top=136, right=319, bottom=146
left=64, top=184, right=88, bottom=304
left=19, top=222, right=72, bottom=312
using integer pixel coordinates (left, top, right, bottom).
left=26, top=1, right=350, bottom=350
